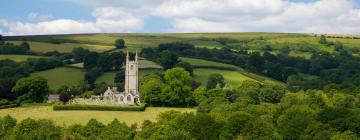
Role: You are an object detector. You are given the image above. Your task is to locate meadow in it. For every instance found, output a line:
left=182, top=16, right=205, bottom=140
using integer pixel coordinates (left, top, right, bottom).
left=30, top=67, right=85, bottom=90
left=0, top=106, right=195, bottom=126
left=193, top=68, right=256, bottom=87
left=180, top=57, right=282, bottom=85
left=0, top=55, right=45, bottom=62
left=9, top=41, right=114, bottom=53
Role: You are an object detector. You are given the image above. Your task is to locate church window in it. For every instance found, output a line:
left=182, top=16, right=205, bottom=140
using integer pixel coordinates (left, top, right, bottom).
left=127, top=95, right=131, bottom=102
left=130, top=65, right=133, bottom=70
left=120, top=96, right=124, bottom=102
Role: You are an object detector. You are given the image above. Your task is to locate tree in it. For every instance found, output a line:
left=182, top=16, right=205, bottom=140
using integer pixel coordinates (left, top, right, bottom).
left=72, top=47, right=90, bottom=62
left=20, top=42, right=30, bottom=52
left=97, top=53, right=111, bottom=71
left=140, top=79, right=163, bottom=106
left=100, top=119, right=133, bottom=139
left=206, top=73, right=225, bottom=89
left=12, top=77, right=49, bottom=103
left=319, top=35, right=327, bottom=44
left=115, top=39, right=125, bottom=49
left=157, top=51, right=179, bottom=70
left=83, top=52, right=99, bottom=69
left=114, top=69, right=125, bottom=84
left=84, top=67, right=103, bottom=85
left=176, top=62, right=194, bottom=76
left=59, top=93, right=70, bottom=103
left=0, top=34, right=2, bottom=41
left=277, top=106, right=315, bottom=139
left=242, top=118, right=281, bottom=140
left=0, top=115, right=17, bottom=138
left=162, top=67, right=193, bottom=106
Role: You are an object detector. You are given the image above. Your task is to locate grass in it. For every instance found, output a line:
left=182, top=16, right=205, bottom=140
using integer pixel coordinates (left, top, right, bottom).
left=180, top=57, right=283, bottom=85
left=96, top=69, right=162, bottom=85
left=30, top=67, right=85, bottom=90
left=0, top=55, right=45, bottom=62
left=180, top=57, right=238, bottom=69
left=193, top=68, right=256, bottom=88
left=9, top=41, right=114, bottom=53
left=0, top=106, right=195, bottom=126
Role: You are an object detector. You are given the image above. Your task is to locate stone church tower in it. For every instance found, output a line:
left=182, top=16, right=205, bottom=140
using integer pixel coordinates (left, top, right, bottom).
left=124, top=51, right=139, bottom=95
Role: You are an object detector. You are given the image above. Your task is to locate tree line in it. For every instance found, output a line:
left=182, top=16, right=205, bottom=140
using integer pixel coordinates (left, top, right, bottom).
left=141, top=41, right=360, bottom=93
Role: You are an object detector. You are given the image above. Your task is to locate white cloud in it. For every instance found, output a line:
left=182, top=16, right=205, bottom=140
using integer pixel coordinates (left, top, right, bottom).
left=153, top=0, right=360, bottom=34
left=3, top=19, right=99, bottom=35
left=92, top=7, right=144, bottom=32
left=2, top=0, right=360, bottom=35
left=27, top=12, right=54, bottom=21
left=2, top=7, right=144, bottom=35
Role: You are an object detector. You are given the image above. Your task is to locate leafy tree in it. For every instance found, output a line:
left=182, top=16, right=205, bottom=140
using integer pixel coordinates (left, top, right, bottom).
left=84, top=67, right=103, bottom=85
left=331, top=93, right=355, bottom=108
left=258, top=85, right=285, bottom=103
left=0, top=115, right=16, bottom=138
left=277, top=106, right=315, bottom=139
left=140, top=79, right=163, bottom=106
left=299, top=122, right=332, bottom=140
left=97, top=53, right=112, bottom=71
left=319, top=35, right=327, bottom=44
left=114, top=69, right=125, bottom=84
left=0, top=34, right=2, bottom=41
left=81, top=119, right=105, bottom=138
left=331, top=131, right=359, bottom=140
left=109, top=52, right=125, bottom=70
left=242, top=118, right=281, bottom=140
left=115, top=39, right=125, bottom=49
left=176, top=62, right=194, bottom=76
left=59, top=93, right=70, bottom=103
left=72, top=47, right=90, bottom=62
left=100, top=119, right=133, bottom=139
left=162, top=67, right=193, bottom=106
left=206, top=73, right=225, bottom=89
left=20, top=42, right=30, bottom=52
left=156, top=51, right=179, bottom=70
left=12, top=77, right=49, bottom=103
left=83, top=52, right=99, bottom=69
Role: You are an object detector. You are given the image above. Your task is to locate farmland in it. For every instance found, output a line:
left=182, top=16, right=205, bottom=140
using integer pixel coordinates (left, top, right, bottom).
left=30, top=67, right=85, bottom=90
left=0, top=54, right=45, bottom=62
left=0, top=106, right=195, bottom=126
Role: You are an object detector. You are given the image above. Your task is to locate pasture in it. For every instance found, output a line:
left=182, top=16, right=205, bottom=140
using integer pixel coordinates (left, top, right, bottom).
left=193, top=68, right=256, bottom=87
left=9, top=41, right=114, bottom=53
left=0, top=106, right=195, bottom=126
left=0, top=55, right=45, bottom=62
left=30, top=67, right=85, bottom=90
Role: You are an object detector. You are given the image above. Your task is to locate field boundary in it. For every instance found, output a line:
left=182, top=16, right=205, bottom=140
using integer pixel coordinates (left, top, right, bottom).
left=53, top=104, right=147, bottom=111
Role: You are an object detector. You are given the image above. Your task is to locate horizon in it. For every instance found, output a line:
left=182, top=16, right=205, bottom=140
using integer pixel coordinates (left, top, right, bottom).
left=1, top=0, right=360, bottom=36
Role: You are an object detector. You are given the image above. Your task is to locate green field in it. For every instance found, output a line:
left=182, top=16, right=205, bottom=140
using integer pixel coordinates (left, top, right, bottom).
left=180, top=57, right=239, bottom=69
left=31, top=67, right=85, bottom=90
left=0, top=55, right=45, bottom=62
left=194, top=68, right=256, bottom=87
left=180, top=57, right=282, bottom=85
left=96, top=69, right=162, bottom=85
left=9, top=41, right=114, bottom=53
left=0, top=106, right=195, bottom=126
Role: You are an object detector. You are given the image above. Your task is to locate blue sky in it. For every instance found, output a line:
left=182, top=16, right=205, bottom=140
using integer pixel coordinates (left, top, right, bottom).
left=1, top=0, right=360, bottom=35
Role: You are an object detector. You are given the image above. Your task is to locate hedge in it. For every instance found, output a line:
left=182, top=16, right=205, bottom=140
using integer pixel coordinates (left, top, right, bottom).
left=53, top=104, right=147, bottom=111
left=0, top=104, right=19, bottom=109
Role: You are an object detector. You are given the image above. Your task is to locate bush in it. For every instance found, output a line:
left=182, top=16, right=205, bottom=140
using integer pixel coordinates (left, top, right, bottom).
left=53, top=104, right=147, bottom=111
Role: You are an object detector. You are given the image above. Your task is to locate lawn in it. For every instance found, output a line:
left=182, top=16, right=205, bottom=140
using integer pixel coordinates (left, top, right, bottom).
left=31, top=67, right=85, bottom=90
left=0, top=106, right=195, bottom=126
left=9, top=41, right=114, bottom=53
left=0, top=55, right=45, bottom=62
left=193, top=68, right=256, bottom=88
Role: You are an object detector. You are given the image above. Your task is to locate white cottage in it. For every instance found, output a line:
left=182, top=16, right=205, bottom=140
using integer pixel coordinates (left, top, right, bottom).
left=103, top=51, right=140, bottom=105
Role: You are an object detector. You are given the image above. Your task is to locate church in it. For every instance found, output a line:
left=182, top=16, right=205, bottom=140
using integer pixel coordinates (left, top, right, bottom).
left=102, top=51, right=140, bottom=105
